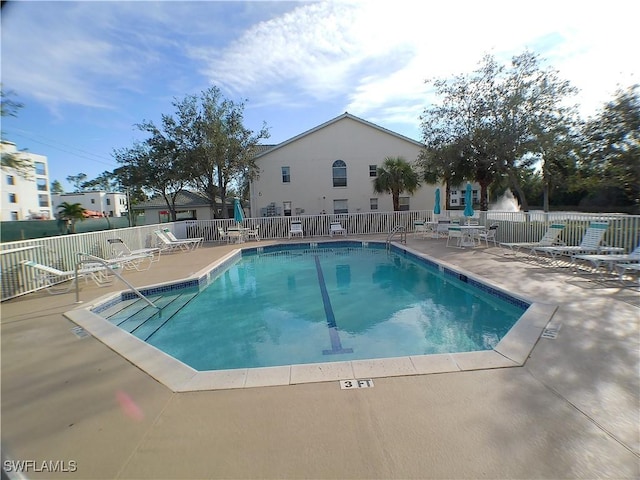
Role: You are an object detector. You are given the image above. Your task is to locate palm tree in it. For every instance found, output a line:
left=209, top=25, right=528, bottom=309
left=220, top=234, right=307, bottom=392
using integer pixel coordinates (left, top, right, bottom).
left=57, top=202, right=86, bottom=234
left=373, top=157, right=420, bottom=211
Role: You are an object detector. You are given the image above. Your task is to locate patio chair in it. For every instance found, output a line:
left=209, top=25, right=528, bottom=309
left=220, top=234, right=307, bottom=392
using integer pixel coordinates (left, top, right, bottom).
left=446, top=226, right=463, bottom=248
left=217, top=227, right=231, bottom=244
left=329, top=222, right=347, bottom=237
left=531, top=221, right=610, bottom=262
left=435, top=219, right=451, bottom=238
left=162, top=228, right=202, bottom=249
left=289, top=221, right=304, bottom=239
left=107, top=238, right=160, bottom=270
left=500, top=223, right=566, bottom=255
left=246, top=225, right=260, bottom=241
left=475, top=224, right=499, bottom=247
left=21, top=259, right=115, bottom=294
left=154, top=230, right=193, bottom=252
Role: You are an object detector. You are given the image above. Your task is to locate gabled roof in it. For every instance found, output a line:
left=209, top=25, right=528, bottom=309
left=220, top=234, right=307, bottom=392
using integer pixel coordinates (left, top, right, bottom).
left=133, top=191, right=215, bottom=210
left=254, top=112, right=424, bottom=159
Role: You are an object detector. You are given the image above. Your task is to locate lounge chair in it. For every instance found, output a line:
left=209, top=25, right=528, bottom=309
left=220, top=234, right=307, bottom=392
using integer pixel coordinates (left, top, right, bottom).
left=615, top=263, right=640, bottom=283
left=22, top=259, right=115, bottom=294
left=107, top=238, right=160, bottom=270
left=289, top=221, right=304, bottom=239
left=154, top=230, right=194, bottom=252
left=531, top=221, right=610, bottom=262
left=571, top=244, right=640, bottom=275
left=500, top=224, right=565, bottom=254
left=162, top=228, right=203, bottom=249
left=329, top=222, right=347, bottom=237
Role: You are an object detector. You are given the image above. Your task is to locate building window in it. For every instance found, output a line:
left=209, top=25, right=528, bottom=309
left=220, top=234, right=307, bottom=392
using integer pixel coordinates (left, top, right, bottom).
left=106, top=198, right=111, bottom=205
left=37, top=178, right=47, bottom=191
left=34, top=162, right=46, bottom=175
left=333, top=199, right=348, bottom=214
left=332, top=160, right=347, bottom=187
left=369, top=165, right=377, bottom=177
left=39, top=195, right=49, bottom=207
left=10, top=211, right=18, bottom=221
left=451, top=198, right=458, bottom=205
left=399, top=196, right=410, bottom=211
left=281, top=166, right=290, bottom=183
left=7, top=175, right=15, bottom=185
left=370, top=198, right=378, bottom=210
left=9, top=193, right=17, bottom=203
left=91, top=198, right=95, bottom=204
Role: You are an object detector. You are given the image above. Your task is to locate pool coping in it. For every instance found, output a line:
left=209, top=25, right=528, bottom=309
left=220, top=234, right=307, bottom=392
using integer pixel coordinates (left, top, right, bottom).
left=63, top=241, right=558, bottom=392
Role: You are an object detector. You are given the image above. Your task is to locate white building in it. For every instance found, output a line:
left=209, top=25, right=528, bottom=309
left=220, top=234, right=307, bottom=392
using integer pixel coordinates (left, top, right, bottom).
left=249, top=113, right=441, bottom=217
left=51, top=191, right=128, bottom=218
left=1, top=141, right=53, bottom=221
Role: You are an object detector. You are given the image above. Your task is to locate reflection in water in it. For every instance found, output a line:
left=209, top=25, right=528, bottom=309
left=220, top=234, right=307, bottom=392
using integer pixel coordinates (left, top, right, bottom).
left=336, top=264, right=350, bottom=289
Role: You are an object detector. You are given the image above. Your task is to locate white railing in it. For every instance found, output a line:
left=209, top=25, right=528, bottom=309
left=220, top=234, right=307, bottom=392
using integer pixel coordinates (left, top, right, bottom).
left=2, top=210, right=639, bottom=301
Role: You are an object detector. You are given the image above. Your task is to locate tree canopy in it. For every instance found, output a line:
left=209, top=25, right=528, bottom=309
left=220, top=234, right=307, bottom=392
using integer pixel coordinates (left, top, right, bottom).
left=373, top=156, right=420, bottom=211
left=113, top=86, right=269, bottom=219
left=419, top=51, right=580, bottom=211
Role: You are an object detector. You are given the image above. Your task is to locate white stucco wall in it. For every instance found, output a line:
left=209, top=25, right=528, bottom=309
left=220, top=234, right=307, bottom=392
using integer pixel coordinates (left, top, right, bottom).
left=1, top=142, right=52, bottom=221
left=51, top=192, right=128, bottom=217
left=250, top=115, right=440, bottom=216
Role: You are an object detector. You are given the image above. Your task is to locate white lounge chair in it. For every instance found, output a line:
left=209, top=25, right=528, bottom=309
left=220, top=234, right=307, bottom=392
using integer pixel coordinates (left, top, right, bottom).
left=615, top=263, right=640, bottom=283
left=22, top=259, right=115, bottom=294
left=162, top=228, right=202, bottom=249
left=329, top=222, right=347, bottom=237
left=500, top=224, right=565, bottom=254
left=531, top=221, right=610, bottom=262
left=571, top=244, right=640, bottom=275
left=107, top=238, right=160, bottom=270
left=21, top=254, right=149, bottom=294
left=289, top=221, right=304, bottom=239
left=154, top=230, right=193, bottom=252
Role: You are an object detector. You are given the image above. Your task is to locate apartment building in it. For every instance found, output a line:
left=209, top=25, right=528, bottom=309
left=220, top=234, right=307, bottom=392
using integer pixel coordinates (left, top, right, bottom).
left=1, top=141, right=53, bottom=221
left=249, top=113, right=441, bottom=217
left=51, top=191, right=129, bottom=218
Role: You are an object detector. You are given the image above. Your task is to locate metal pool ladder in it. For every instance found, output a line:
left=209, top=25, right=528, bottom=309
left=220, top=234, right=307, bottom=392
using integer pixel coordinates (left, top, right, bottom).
left=386, top=225, right=407, bottom=248
left=74, top=252, right=159, bottom=310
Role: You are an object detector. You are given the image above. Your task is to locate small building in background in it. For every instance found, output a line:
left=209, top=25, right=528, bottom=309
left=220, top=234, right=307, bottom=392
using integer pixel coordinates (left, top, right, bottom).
left=51, top=191, right=129, bottom=218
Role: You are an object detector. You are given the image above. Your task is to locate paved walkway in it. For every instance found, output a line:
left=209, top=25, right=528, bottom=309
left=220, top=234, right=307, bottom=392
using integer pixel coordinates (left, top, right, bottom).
left=1, top=236, right=638, bottom=479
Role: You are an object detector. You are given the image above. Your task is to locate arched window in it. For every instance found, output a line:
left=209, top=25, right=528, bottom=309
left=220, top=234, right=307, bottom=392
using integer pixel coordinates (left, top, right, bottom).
left=332, top=160, right=347, bottom=187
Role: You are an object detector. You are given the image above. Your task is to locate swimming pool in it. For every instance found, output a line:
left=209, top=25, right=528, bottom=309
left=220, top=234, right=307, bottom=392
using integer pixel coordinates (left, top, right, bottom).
left=68, top=241, right=554, bottom=391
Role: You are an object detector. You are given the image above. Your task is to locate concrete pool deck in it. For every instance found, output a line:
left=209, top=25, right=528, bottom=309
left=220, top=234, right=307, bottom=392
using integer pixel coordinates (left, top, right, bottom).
left=1, top=236, right=638, bottom=479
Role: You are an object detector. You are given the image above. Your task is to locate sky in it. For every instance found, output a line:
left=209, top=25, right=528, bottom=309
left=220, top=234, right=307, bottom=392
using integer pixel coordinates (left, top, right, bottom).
left=1, top=0, right=638, bottom=192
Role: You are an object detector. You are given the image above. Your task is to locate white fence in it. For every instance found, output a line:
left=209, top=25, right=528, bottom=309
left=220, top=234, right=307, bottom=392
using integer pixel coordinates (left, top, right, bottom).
left=2, top=210, right=639, bottom=300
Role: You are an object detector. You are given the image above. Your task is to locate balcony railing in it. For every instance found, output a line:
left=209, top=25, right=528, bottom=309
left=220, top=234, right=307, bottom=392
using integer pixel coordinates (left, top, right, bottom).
left=2, top=210, right=639, bottom=301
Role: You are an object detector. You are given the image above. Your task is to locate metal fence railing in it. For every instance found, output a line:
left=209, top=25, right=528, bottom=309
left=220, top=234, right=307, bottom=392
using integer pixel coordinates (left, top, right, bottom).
left=2, top=210, right=639, bottom=301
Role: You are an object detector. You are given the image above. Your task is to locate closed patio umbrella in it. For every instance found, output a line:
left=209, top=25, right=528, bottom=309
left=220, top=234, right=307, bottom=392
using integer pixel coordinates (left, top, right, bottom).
left=234, top=198, right=244, bottom=224
left=463, top=183, right=474, bottom=223
left=434, top=188, right=441, bottom=215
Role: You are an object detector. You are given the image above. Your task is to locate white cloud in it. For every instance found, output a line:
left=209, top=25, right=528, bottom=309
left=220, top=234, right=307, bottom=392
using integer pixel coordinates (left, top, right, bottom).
left=200, top=0, right=639, bottom=125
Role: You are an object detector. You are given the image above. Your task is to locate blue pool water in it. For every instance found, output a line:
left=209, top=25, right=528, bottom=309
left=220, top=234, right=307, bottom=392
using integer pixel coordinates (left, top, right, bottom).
left=103, top=243, right=527, bottom=371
